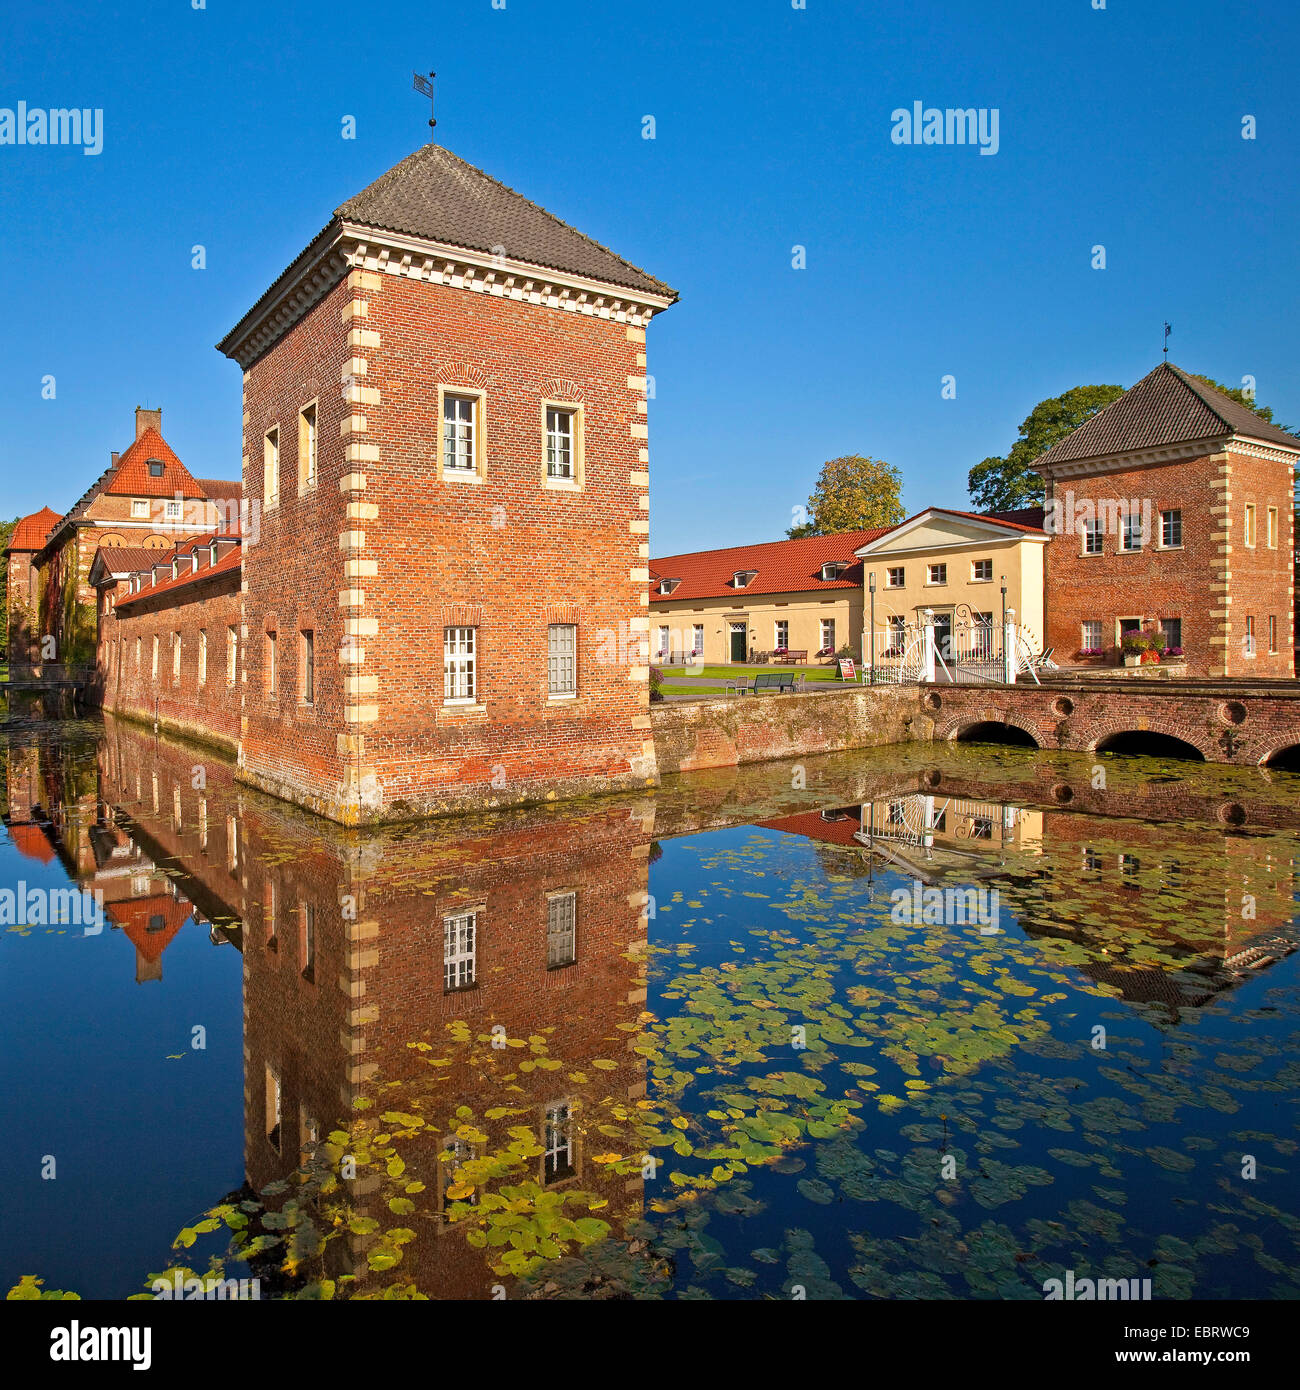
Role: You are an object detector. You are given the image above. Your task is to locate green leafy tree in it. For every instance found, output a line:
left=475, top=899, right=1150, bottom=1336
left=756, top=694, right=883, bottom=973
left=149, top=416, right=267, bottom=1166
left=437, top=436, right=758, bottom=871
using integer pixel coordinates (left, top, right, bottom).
left=1187, top=375, right=1288, bottom=433
left=787, top=455, right=905, bottom=538
left=968, top=385, right=1123, bottom=512
left=0, top=516, right=16, bottom=658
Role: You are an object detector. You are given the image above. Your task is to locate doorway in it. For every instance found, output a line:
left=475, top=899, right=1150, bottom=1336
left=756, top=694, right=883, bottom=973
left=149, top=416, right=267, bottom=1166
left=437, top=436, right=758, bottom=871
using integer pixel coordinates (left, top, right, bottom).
left=729, top=622, right=747, bottom=662
left=931, top=611, right=953, bottom=664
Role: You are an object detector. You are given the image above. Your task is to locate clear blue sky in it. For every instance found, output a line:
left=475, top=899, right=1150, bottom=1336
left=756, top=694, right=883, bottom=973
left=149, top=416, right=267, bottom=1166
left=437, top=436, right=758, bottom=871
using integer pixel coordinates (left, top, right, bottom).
left=1, top=0, right=1296, bottom=556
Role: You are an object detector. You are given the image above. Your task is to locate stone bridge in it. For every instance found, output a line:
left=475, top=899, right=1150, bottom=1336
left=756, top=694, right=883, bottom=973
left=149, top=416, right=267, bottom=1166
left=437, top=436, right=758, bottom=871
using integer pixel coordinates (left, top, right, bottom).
left=918, top=677, right=1300, bottom=766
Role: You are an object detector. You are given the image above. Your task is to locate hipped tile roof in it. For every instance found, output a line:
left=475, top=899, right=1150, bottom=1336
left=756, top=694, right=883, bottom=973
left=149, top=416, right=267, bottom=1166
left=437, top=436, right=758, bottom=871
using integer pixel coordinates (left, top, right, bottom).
left=649, top=528, right=889, bottom=604
left=1034, top=362, right=1300, bottom=471
left=112, top=534, right=242, bottom=611
left=336, top=144, right=676, bottom=299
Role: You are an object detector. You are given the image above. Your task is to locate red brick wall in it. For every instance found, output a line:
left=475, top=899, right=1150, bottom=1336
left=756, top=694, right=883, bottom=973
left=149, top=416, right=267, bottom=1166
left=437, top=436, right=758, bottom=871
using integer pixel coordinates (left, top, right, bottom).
left=1043, top=445, right=1294, bottom=679
left=5, top=549, right=38, bottom=659
left=238, top=266, right=657, bottom=823
left=99, top=571, right=242, bottom=750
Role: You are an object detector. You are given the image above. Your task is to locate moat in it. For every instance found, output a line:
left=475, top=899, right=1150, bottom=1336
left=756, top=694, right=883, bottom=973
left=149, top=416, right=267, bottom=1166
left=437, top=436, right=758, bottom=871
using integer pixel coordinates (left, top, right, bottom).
left=4, top=714, right=1299, bottom=1300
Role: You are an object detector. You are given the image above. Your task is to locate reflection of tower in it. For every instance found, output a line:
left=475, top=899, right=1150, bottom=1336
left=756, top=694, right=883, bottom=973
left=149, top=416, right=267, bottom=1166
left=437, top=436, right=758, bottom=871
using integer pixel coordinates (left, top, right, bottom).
left=241, top=785, right=655, bottom=1297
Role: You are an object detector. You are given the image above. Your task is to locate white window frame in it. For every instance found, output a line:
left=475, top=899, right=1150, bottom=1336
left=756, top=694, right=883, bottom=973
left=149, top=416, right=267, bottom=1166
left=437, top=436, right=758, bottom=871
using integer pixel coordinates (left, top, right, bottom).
left=227, top=625, right=238, bottom=686
left=547, top=622, right=577, bottom=698
left=820, top=618, right=835, bottom=651
left=774, top=619, right=789, bottom=650
left=1244, top=503, right=1256, bottom=548
left=443, top=908, right=478, bottom=991
left=691, top=623, right=704, bottom=655
left=543, top=1101, right=575, bottom=1184
left=886, top=566, right=905, bottom=588
left=438, top=387, right=486, bottom=483
left=1267, top=506, right=1278, bottom=549
left=165, top=500, right=182, bottom=522
left=1120, top=511, right=1144, bottom=552
left=1081, top=620, right=1102, bottom=651
left=543, top=403, right=583, bottom=487
left=546, top=891, right=577, bottom=968
left=444, top=626, right=477, bottom=703
left=927, top=562, right=947, bottom=586
left=971, top=558, right=993, bottom=582
left=198, top=628, right=207, bottom=686
left=131, top=498, right=148, bottom=519
left=1082, top=517, right=1104, bottom=555
left=1160, top=509, right=1183, bottom=549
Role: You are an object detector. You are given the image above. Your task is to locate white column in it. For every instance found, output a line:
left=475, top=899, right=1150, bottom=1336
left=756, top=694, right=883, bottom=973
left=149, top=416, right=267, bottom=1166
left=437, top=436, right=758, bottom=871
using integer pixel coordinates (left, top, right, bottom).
left=921, top=609, right=936, bottom=684
left=1003, top=607, right=1017, bottom=684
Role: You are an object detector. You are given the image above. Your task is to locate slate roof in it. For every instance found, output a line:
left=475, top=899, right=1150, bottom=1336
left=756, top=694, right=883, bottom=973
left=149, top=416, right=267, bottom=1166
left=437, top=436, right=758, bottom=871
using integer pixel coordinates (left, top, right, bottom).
left=7, top=507, right=62, bottom=552
left=335, top=144, right=675, bottom=299
left=649, top=528, right=890, bottom=604
left=1034, top=362, right=1300, bottom=472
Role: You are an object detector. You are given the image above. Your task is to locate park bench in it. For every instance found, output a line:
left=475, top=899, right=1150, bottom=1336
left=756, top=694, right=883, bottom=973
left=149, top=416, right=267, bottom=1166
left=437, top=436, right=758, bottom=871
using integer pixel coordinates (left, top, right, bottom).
left=770, top=649, right=808, bottom=665
left=753, top=672, right=797, bottom=694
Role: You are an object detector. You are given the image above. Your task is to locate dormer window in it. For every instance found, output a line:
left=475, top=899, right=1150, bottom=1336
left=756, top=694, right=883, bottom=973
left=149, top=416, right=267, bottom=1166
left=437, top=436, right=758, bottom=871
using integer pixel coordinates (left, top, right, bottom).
left=147, top=460, right=165, bottom=478
left=657, top=577, right=681, bottom=596
left=172, top=559, right=180, bottom=580
left=732, top=569, right=758, bottom=589
left=209, top=542, right=218, bottom=567
left=820, top=562, right=848, bottom=581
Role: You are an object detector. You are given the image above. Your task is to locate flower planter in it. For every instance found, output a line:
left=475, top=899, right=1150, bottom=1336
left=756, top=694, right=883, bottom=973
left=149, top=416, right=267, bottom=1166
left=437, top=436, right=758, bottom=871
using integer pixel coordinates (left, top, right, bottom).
left=1123, top=655, right=1141, bottom=668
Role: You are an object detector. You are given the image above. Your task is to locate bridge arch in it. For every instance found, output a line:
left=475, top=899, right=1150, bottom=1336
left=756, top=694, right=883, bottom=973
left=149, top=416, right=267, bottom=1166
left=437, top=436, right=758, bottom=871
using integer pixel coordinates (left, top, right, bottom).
left=1092, top=728, right=1207, bottom=761
left=1261, top=743, right=1300, bottom=771
left=946, top=718, right=1041, bottom=749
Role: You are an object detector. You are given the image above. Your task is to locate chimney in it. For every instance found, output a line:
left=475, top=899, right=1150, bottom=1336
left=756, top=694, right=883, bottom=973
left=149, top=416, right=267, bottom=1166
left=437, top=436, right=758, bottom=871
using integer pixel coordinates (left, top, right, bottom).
left=109, top=451, right=120, bottom=469
left=135, top=406, right=162, bottom=440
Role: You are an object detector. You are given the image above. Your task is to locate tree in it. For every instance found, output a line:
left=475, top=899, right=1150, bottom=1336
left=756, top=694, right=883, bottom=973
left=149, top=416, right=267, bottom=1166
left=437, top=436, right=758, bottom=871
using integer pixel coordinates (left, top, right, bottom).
left=1187, top=375, right=1288, bottom=433
left=0, top=516, right=15, bottom=657
left=786, top=455, right=905, bottom=538
left=968, top=385, right=1123, bottom=512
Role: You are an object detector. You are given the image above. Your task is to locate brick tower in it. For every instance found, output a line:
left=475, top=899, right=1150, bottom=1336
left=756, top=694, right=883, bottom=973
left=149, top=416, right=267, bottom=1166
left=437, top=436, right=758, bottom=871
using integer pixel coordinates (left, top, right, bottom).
left=218, top=145, right=676, bottom=824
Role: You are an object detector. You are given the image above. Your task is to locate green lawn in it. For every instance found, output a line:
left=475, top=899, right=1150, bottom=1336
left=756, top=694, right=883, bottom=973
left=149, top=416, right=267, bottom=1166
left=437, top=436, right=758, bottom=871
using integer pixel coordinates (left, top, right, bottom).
left=656, top=662, right=849, bottom=682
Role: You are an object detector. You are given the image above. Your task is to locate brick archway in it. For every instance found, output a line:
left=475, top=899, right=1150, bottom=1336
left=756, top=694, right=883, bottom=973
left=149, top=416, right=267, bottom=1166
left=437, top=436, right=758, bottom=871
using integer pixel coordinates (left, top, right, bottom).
left=935, top=713, right=1043, bottom=749
left=1260, top=741, right=1300, bottom=769
left=1084, top=716, right=1217, bottom=761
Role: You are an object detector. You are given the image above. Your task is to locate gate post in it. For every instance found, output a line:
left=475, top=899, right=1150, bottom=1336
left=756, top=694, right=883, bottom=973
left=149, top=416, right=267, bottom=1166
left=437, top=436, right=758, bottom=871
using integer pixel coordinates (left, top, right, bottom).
left=921, top=609, right=936, bottom=684
left=1003, top=607, right=1017, bottom=685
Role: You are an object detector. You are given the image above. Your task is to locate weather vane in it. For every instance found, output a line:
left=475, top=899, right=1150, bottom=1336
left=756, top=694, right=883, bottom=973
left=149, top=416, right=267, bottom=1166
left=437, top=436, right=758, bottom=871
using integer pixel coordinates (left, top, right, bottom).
left=413, top=71, right=436, bottom=140
left=1163, top=322, right=1172, bottom=359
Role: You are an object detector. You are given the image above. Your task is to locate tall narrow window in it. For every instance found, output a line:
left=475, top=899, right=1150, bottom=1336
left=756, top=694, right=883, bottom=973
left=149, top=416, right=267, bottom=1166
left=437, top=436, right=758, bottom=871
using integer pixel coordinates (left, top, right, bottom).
left=266, top=630, right=278, bottom=696
left=820, top=618, right=836, bottom=651
left=1121, top=510, right=1144, bottom=552
left=1160, top=509, right=1182, bottom=548
left=1268, top=615, right=1278, bottom=653
left=265, top=1065, right=282, bottom=1152
left=444, top=626, right=477, bottom=702
left=151, top=635, right=159, bottom=680
left=443, top=909, right=477, bottom=991
left=1082, top=517, right=1104, bottom=555
left=1160, top=618, right=1181, bottom=650
left=547, top=623, right=577, bottom=696
left=547, top=892, right=577, bottom=968
left=545, top=407, right=575, bottom=479
left=301, top=630, right=315, bottom=706
left=301, top=903, right=315, bottom=983
left=443, top=395, right=476, bottom=473
left=1244, top=615, right=1256, bottom=655
left=198, top=628, right=207, bottom=685
left=1245, top=503, right=1256, bottom=548
left=544, top=1102, right=576, bottom=1183
left=1267, top=506, right=1278, bottom=548
left=774, top=620, right=789, bottom=650
left=264, top=427, right=280, bottom=508
left=227, top=625, right=238, bottom=686
left=657, top=625, right=670, bottom=659
left=300, top=402, right=318, bottom=492
left=135, top=637, right=142, bottom=673
left=692, top=623, right=704, bottom=655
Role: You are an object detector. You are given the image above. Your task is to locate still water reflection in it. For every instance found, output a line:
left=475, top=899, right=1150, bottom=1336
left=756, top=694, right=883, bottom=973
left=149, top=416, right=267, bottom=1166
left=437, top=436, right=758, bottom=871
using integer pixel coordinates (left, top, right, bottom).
left=3, top=714, right=1299, bottom=1299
